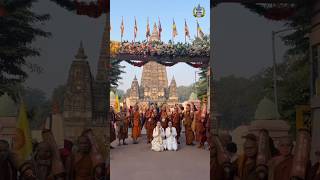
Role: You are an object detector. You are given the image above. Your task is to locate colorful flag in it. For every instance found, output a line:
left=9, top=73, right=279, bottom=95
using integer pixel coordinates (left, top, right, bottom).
left=158, top=17, right=162, bottom=40
left=114, top=93, right=120, bottom=113
left=197, top=21, right=204, bottom=39
left=120, top=17, right=124, bottom=39
left=14, top=101, right=33, bottom=161
left=172, top=19, right=178, bottom=38
left=134, top=17, right=138, bottom=40
left=185, top=19, right=190, bottom=39
left=146, top=17, right=150, bottom=39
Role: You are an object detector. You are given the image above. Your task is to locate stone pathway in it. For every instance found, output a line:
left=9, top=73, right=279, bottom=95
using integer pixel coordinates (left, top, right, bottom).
left=110, top=129, right=209, bottom=180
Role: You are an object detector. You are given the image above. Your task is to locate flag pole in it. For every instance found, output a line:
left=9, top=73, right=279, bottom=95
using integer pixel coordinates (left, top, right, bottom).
left=196, top=20, right=199, bottom=38
left=184, top=19, right=186, bottom=44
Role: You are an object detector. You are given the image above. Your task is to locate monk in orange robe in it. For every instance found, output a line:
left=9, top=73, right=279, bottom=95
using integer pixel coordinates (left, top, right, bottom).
left=210, top=136, right=224, bottom=180
left=183, top=104, right=195, bottom=145
left=160, top=105, right=170, bottom=129
left=234, top=133, right=258, bottom=180
left=195, top=100, right=207, bottom=149
left=145, top=106, right=155, bottom=143
left=171, top=105, right=182, bottom=144
left=268, top=136, right=293, bottom=180
left=132, top=105, right=141, bottom=144
left=66, top=135, right=104, bottom=180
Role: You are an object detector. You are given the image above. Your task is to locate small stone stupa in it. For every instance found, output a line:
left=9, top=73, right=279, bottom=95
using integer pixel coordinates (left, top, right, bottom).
left=249, top=97, right=290, bottom=144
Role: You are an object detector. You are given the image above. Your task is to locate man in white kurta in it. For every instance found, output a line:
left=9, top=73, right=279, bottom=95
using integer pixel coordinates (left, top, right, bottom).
left=166, top=121, right=178, bottom=151
left=151, top=121, right=165, bottom=152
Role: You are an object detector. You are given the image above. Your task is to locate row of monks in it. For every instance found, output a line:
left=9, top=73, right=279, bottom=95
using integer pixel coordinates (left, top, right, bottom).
left=109, top=99, right=210, bottom=150
left=0, top=129, right=107, bottom=180
left=209, top=129, right=320, bottom=180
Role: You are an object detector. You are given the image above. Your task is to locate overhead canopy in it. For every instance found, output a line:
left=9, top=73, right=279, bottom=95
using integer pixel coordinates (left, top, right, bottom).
left=110, top=41, right=210, bottom=68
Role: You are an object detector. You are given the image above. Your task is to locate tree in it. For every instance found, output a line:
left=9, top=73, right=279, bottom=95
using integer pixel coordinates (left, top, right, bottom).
left=215, top=75, right=265, bottom=129
left=196, top=66, right=208, bottom=100
left=0, top=0, right=50, bottom=98
left=242, top=2, right=312, bottom=132
left=176, top=85, right=194, bottom=102
left=110, top=60, right=125, bottom=89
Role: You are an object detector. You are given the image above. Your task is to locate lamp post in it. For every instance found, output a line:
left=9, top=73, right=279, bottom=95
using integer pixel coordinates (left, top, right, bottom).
left=271, top=28, right=294, bottom=119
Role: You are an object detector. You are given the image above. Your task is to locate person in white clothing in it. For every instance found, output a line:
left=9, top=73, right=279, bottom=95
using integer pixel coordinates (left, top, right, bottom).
left=166, top=121, right=178, bottom=151
left=151, top=121, right=165, bottom=152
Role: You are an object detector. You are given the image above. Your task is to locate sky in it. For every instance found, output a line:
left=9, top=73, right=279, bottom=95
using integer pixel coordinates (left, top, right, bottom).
left=24, top=0, right=288, bottom=97
left=110, top=0, right=210, bottom=91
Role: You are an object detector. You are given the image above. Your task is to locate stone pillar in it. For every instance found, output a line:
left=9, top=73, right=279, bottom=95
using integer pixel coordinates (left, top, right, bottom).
left=310, top=0, right=320, bottom=163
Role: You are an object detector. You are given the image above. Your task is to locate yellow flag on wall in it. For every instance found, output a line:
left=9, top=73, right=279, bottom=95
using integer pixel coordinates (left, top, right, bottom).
left=14, top=101, right=33, bottom=161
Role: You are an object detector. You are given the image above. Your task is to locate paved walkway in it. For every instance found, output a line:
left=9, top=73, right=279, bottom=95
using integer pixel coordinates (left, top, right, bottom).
left=110, top=129, right=209, bottom=180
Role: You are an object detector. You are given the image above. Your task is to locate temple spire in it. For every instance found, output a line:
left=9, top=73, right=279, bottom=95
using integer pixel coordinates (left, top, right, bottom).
left=75, top=41, right=87, bottom=60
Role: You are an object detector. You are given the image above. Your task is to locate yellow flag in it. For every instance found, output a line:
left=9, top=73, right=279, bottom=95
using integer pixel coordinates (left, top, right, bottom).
left=14, top=101, right=33, bottom=161
left=114, top=94, right=120, bottom=113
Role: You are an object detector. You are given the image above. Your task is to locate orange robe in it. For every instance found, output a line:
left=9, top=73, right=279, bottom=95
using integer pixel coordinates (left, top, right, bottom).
left=132, top=111, right=141, bottom=139
left=183, top=112, right=194, bottom=145
left=68, top=153, right=94, bottom=180
left=269, top=155, right=293, bottom=180
left=235, top=155, right=257, bottom=180
left=195, top=110, right=207, bottom=143
left=171, top=112, right=181, bottom=140
left=145, top=110, right=155, bottom=142
left=160, top=111, right=169, bottom=129
left=211, top=158, right=226, bottom=180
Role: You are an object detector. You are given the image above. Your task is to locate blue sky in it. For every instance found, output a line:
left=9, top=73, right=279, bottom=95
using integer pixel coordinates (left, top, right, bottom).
left=111, top=0, right=210, bottom=91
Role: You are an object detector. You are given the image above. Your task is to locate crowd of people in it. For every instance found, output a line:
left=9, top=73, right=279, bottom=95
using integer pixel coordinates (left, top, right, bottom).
left=209, top=129, right=320, bottom=180
left=0, top=129, right=107, bottom=180
left=109, top=98, right=211, bottom=152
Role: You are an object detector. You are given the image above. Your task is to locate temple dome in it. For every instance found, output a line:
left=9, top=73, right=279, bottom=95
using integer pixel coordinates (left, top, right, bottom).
left=254, top=97, right=280, bottom=120
left=0, top=93, right=17, bottom=117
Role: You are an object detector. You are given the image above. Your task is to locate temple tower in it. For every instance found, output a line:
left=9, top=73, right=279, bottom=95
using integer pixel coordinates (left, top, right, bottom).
left=63, top=42, right=93, bottom=141
left=140, top=61, right=168, bottom=101
left=129, top=76, right=140, bottom=105
left=169, top=76, right=178, bottom=101
left=140, top=21, right=168, bottom=102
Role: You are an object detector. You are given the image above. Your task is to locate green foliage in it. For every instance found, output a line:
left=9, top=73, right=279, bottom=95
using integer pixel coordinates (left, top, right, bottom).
left=215, top=75, right=265, bottom=129
left=176, top=85, right=194, bottom=102
left=0, top=0, right=51, bottom=97
left=18, top=86, right=50, bottom=129
left=242, top=2, right=311, bottom=133
left=110, top=60, right=125, bottom=88
left=196, top=66, right=208, bottom=100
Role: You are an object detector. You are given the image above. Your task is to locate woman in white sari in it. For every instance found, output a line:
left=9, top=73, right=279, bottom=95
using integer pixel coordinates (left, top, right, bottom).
left=151, top=121, right=165, bottom=152
left=166, top=121, right=178, bottom=151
